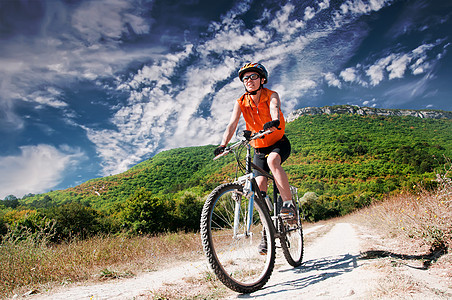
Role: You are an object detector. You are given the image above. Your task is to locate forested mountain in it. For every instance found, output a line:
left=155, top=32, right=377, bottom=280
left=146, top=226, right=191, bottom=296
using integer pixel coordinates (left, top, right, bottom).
left=287, top=105, right=452, bottom=121
left=15, top=106, right=452, bottom=211
left=2, top=106, right=451, bottom=234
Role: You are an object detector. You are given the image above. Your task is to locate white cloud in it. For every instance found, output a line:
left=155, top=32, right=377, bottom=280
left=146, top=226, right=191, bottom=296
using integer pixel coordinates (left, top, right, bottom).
left=27, top=87, right=68, bottom=108
left=87, top=43, right=234, bottom=175
left=362, top=98, right=377, bottom=107
left=304, top=7, right=316, bottom=21
left=319, top=0, right=331, bottom=11
left=333, top=38, right=446, bottom=89
left=0, top=90, right=24, bottom=130
left=366, top=55, right=394, bottom=86
left=383, top=72, right=432, bottom=106
left=411, top=58, right=430, bottom=75
left=201, top=23, right=256, bottom=53
left=71, top=0, right=150, bottom=43
left=268, top=3, right=305, bottom=40
left=409, top=43, right=438, bottom=75
left=305, top=0, right=331, bottom=21
left=324, top=72, right=342, bottom=88
left=0, top=145, right=84, bottom=198
left=333, top=0, right=390, bottom=28
left=340, top=67, right=358, bottom=82
left=339, top=0, right=387, bottom=15
left=387, top=54, right=411, bottom=79
left=297, top=79, right=317, bottom=90
left=6, top=0, right=442, bottom=181
left=0, top=0, right=156, bottom=132
left=82, top=0, right=400, bottom=175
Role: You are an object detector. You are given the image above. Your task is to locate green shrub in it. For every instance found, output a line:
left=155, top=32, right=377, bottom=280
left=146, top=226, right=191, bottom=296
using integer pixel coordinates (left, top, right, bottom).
left=44, top=202, right=103, bottom=240
left=120, top=188, right=170, bottom=234
left=174, top=192, right=204, bottom=232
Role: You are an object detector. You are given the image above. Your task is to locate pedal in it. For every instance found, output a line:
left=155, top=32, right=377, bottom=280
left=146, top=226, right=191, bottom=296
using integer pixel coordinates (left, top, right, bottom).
left=280, top=213, right=297, bottom=225
left=279, top=212, right=293, bottom=219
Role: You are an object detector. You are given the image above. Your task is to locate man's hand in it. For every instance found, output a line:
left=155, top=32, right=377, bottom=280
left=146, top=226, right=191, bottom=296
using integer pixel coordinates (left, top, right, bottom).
left=214, top=145, right=226, bottom=156
left=263, top=120, right=280, bottom=131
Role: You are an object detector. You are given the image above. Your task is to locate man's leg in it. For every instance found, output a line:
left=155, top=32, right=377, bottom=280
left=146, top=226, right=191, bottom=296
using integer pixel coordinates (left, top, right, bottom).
left=255, top=175, right=268, bottom=193
left=267, top=152, right=296, bottom=223
left=266, top=152, right=291, bottom=202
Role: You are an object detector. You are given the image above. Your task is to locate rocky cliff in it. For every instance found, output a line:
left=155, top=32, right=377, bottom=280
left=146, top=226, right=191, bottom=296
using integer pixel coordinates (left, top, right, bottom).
left=286, top=105, right=452, bottom=122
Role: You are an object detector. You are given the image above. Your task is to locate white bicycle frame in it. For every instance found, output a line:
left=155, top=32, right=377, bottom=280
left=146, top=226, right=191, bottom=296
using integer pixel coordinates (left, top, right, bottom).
left=233, top=143, right=257, bottom=240
left=233, top=173, right=255, bottom=239
left=214, top=130, right=272, bottom=241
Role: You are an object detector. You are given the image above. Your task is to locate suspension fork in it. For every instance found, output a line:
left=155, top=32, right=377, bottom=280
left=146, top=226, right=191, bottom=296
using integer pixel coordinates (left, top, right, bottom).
left=246, top=179, right=255, bottom=232
left=232, top=175, right=256, bottom=238
left=245, top=144, right=254, bottom=232
left=245, top=178, right=265, bottom=234
left=233, top=142, right=256, bottom=238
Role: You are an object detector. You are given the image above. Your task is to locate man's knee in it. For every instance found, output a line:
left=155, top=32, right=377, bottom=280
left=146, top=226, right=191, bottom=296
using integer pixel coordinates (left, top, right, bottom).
left=267, top=153, right=281, bottom=167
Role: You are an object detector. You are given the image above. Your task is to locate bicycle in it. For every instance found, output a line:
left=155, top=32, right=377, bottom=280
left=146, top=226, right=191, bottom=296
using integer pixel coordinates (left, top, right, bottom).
left=200, top=130, right=304, bottom=293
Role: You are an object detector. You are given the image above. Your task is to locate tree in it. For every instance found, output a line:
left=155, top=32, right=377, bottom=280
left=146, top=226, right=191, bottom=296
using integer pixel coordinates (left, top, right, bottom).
left=22, top=193, right=35, bottom=199
left=4, top=195, right=17, bottom=201
left=174, top=192, right=203, bottom=232
left=45, top=202, right=102, bottom=240
left=2, top=195, right=19, bottom=209
left=121, top=188, right=170, bottom=234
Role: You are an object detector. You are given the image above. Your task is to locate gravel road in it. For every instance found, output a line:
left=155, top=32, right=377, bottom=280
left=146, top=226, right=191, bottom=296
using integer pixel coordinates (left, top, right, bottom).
left=226, top=222, right=379, bottom=299
left=24, top=221, right=451, bottom=299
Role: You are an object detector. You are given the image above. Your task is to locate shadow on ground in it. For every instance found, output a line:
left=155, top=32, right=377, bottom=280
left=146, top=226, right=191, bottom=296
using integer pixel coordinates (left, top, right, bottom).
left=360, top=245, right=448, bottom=270
left=237, top=245, right=448, bottom=298
left=238, top=253, right=360, bottom=298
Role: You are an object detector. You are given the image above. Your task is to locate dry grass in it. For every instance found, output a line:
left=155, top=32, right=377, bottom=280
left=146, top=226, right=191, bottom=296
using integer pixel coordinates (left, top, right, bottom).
left=144, top=271, right=230, bottom=300
left=356, top=168, right=451, bottom=253
left=350, top=162, right=452, bottom=298
left=2, top=163, right=450, bottom=299
left=370, top=262, right=423, bottom=299
left=0, top=232, right=203, bottom=299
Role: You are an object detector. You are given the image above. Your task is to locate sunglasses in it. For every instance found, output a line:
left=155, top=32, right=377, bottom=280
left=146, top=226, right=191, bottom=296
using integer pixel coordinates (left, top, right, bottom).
left=242, top=74, right=260, bottom=81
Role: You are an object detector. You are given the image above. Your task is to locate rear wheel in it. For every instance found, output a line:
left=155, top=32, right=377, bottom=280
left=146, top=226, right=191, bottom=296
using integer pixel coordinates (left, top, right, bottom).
left=200, top=183, right=275, bottom=293
left=280, top=210, right=303, bottom=267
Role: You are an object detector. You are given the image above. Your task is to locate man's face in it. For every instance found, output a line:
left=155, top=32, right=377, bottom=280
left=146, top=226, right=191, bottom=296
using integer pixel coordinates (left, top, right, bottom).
left=242, top=71, right=264, bottom=92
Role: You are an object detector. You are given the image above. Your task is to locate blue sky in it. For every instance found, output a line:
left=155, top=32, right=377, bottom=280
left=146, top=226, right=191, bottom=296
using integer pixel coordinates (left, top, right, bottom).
left=0, top=0, right=451, bottom=199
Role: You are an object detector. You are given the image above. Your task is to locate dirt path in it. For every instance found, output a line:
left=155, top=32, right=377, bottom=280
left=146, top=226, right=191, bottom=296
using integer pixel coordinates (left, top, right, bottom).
left=27, top=256, right=212, bottom=300
left=24, top=221, right=451, bottom=299
left=226, top=222, right=379, bottom=299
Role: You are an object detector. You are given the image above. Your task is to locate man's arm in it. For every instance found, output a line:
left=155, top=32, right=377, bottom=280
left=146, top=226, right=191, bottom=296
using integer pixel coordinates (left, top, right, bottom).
left=269, top=92, right=281, bottom=121
left=220, top=101, right=241, bottom=146
left=263, top=92, right=281, bottom=131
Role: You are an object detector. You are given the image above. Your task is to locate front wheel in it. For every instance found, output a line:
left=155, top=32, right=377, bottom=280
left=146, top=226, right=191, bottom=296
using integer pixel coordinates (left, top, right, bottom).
left=280, top=212, right=304, bottom=267
left=200, top=183, right=275, bottom=293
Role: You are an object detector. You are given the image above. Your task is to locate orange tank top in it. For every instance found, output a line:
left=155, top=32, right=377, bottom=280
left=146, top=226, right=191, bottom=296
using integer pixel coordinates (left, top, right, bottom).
left=237, top=88, right=286, bottom=148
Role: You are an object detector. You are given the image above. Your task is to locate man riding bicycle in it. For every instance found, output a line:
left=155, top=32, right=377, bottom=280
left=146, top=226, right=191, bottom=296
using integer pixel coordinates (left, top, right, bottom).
left=214, top=62, right=296, bottom=254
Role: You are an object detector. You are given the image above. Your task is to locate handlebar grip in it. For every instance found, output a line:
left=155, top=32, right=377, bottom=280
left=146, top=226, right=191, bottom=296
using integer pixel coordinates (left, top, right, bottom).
left=243, top=130, right=252, bottom=140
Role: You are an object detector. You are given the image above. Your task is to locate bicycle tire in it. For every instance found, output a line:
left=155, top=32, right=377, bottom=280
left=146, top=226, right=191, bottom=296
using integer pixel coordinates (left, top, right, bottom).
left=200, top=182, right=275, bottom=293
left=280, top=212, right=304, bottom=267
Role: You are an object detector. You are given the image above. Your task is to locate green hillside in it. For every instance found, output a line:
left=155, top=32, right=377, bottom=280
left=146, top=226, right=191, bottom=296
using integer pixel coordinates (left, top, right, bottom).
left=18, top=113, right=452, bottom=209
left=284, top=113, right=451, bottom=219
left=2, top=108, right=451, bottom=237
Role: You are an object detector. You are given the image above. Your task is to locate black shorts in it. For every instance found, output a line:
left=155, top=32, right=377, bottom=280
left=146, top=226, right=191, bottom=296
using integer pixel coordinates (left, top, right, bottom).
left=253, top=135, right=291, bottom=178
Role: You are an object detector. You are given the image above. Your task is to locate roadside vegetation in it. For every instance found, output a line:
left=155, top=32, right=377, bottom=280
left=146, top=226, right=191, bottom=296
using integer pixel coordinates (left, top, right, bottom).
left=0, top=230, right=206, bottom=298
left=1, top=164, right=450, bottom=299
left=360, top=161, right=451, bottom=254
left=1, top=110, right=451, bottom=298
left=353, top=160, right=452, bottom=298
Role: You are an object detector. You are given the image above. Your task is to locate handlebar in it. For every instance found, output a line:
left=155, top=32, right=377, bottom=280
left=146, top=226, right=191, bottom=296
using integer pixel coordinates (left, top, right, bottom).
left=213, top=130, right=272, bottom=160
